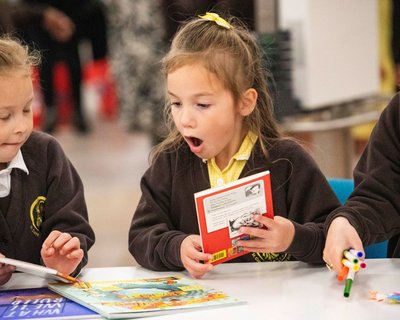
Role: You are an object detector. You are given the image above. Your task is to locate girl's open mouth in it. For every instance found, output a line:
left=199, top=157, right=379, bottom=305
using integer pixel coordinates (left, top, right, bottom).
left=186, top=136, right=204, bottom=153
left=191, top=137, right=203, bottom=147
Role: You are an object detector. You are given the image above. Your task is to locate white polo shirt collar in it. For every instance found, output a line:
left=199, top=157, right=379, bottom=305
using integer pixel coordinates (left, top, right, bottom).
left=0, top=151, right=29, bottom=197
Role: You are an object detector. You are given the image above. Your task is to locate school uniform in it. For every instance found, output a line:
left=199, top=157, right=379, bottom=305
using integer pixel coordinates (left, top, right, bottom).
left=0, top=131, right=95, bottom=274
left=325, top=93, right=400, bottom=257
left=129, top=138, right=340, bottom=271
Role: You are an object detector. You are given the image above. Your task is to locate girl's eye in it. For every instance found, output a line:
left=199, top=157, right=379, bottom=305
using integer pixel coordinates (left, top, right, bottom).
left=0, top=114, right=11, bottom=120
left=197, top=104, right=210, bottom=109
left=170, top=101, right=181, bottom=108
left=23, top=108, right=31, bottom=114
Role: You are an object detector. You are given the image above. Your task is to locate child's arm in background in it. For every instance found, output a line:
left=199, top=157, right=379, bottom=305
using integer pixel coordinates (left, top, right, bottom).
left=324, top=97, right=400, bottom=267
left=41, top=230, right=83, bottom=275
left=323, top=217, right=364, bottom=273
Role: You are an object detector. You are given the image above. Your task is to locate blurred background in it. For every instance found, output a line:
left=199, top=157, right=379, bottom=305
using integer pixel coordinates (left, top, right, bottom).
left=1, top=0, right=397, bottom=267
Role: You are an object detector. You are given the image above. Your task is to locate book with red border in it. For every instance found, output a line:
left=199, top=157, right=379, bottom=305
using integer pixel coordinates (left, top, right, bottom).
left=195, top=170, right=274, bottom=265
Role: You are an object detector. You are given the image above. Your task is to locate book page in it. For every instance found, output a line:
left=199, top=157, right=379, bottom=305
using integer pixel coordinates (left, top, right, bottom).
left=203, top=180, right=266, bottom=236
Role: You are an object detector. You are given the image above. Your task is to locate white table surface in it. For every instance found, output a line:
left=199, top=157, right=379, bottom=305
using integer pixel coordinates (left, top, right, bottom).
left=2, top=259, right=399, bottom=320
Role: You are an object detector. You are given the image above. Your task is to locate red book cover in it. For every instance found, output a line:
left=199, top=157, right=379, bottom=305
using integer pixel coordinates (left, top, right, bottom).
left=195, top=170, right=274, bottom=265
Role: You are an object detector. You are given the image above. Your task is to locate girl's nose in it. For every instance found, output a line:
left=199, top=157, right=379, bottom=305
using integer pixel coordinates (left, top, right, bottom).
left=14, top=116, right=29, bottom=134
left=180, top=107, right=195, bottom=127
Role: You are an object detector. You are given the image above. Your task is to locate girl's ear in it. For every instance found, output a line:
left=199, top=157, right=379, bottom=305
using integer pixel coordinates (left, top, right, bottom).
left=239, top=88, right=258, bottom=116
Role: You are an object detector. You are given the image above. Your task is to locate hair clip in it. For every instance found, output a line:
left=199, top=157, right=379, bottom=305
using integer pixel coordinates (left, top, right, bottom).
left=198, top=12, right=232, bottom=30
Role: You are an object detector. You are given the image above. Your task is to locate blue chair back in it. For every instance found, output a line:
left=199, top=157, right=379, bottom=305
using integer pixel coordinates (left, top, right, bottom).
left=327, top=178, right=354, bottom=205
left=327, top=178, right=388, bottom=258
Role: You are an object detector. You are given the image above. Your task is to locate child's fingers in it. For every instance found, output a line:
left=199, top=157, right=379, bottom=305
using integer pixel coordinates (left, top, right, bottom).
left=0, top=263, right=16, bottom=287
left=189, top=247, right=212, bottom=262
left=238, top=238, right=275, bottom=252
left=66, top=248, right=84, bottom=260
left=181, top=235, right=212, bottom=262
left=52, top=233, right=73, bottom=250
left=0, top=266, right=14, bottom=285
left=185, top=259, right=213, bottom=279
left=41, top=246, right=55, bottom=257
left=239, top=225, right=267, bottom=238
left=254, top=214, right=275, bottom=229
left=0, top=264, right=16, bottom=274
left=58, top=237, right=81, bottom=255
left=44, top=232, right=73, bottom=251
left=42, top=230, right=63, bottom=249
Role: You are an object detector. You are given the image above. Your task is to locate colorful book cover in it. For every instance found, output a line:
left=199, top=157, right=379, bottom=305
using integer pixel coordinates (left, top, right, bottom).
left=48, top=276, right=244, bottom=319
left=0, top=287, right=101, bottom=319
left=195, top=170, right=274, bottom=265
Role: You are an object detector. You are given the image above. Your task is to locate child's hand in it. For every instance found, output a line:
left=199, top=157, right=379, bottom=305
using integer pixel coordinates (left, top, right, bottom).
left=41, top=230, right=83, bottom=275
left=43, top=7, right=75, bottom=42
left=180, top=235, right=213, bottom=279
left=323, top=217, right=364, bottom=273
left=0, top=254, right=16, bottom=286
left=236, top=215, right=295, bottom=253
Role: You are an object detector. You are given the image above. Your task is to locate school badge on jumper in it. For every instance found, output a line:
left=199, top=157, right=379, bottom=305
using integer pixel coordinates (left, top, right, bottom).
left=252, top=252, right=291, bottom=262
left=30, top=196, right=46, bottom=237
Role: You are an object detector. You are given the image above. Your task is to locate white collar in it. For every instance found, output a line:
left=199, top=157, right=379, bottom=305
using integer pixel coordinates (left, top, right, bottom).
left=0, top=151, right=29, bottom=198
left=1, top=150, right=29, bottom=175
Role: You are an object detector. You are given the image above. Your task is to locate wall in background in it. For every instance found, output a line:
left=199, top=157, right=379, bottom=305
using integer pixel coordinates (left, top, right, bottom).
left=279, top=0, right=380, bottom=110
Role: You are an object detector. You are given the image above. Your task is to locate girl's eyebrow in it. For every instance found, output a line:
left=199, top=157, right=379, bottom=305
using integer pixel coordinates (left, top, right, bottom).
left=0, top=97, right=33, bottom=110
left=24, top=97, right=34, bottom=107
left=167, top=91, right=179, bottom=98
left=167, top=91, right=214, bottom=98
left=0, top=105, right=13, bottom=110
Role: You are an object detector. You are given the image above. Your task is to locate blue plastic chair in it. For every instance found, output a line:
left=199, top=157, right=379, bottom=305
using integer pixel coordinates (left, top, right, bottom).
left=327, top=178, right=388, bottom=258
left=327, top=178, right=354, bottom=205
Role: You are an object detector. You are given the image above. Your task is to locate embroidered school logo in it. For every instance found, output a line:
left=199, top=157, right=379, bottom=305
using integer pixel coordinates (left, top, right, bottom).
left=252, top=252, right=291, bottom=262
left=30, top=196, right=46, bottom=237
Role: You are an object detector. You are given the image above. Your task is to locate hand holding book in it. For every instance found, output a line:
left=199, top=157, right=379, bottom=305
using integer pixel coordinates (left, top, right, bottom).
left=236, top=215, right=295, bottom=253
left=41, top=230, right=84, bottom=276
left=180, top=235, right=213, bottom=279
left=195, top=170, right=274, bottom=266
left=0, top=254, right=16, bottom=286
left=0, top=230, right=82, bottom=286
left=0, top=257, right=80, bottom=284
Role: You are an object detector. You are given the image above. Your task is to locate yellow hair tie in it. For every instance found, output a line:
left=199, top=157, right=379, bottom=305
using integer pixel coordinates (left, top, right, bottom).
left=198, top=12, right=232, bottom=30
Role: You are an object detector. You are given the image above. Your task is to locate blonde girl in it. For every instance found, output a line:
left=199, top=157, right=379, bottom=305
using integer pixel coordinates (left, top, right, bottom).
left=0, top=36, right=94, bottom=285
